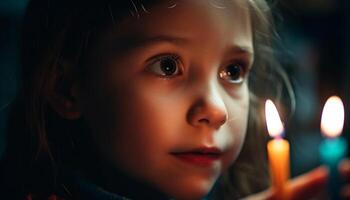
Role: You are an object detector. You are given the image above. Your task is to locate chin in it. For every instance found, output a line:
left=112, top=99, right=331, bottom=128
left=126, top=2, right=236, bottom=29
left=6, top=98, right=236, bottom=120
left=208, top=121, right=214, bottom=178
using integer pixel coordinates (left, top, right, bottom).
left=164, top=178, right=216, bottom=200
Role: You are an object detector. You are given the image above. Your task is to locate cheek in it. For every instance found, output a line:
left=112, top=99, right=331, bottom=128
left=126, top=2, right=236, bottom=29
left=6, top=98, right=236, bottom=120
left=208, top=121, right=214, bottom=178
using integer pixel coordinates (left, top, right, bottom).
left=88, top=84, right=188, bottom=166
left=218, top=88, right=250, bottom=168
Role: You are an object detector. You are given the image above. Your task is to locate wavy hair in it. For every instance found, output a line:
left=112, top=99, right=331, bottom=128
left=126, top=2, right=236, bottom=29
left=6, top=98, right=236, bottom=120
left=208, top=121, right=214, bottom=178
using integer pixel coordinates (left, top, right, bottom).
left=1, top=0, right=294, bottom=198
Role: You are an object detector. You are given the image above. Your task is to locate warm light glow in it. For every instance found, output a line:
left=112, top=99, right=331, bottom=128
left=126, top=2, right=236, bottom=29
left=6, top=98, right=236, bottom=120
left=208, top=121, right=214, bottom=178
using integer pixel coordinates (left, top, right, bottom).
left=321, top=96, right=344, bottom=138
left=265, top=99, right=284, bottom=137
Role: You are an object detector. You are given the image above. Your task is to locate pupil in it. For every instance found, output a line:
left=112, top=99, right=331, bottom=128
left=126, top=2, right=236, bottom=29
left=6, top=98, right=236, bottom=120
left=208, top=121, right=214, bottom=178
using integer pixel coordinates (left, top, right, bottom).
left=161, top=58, right=177, bottom=75
left=227, top=65, right=241, bottom=80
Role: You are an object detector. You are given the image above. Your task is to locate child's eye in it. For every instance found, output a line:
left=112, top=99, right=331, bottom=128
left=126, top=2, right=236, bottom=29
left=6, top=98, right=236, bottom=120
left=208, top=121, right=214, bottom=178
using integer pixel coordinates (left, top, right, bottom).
left=219, top=63, right=247, bottom=84
left=147, top=55, right=182, bottom=77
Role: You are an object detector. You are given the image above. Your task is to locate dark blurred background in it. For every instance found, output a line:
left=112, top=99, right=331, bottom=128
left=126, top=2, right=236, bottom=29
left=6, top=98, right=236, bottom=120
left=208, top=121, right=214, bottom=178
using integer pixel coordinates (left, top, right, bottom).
left=0, top=0, right=349, bottom=177
left=272, top=0, right=350, bottom=176
left=0, top=0, right=28, bottom=158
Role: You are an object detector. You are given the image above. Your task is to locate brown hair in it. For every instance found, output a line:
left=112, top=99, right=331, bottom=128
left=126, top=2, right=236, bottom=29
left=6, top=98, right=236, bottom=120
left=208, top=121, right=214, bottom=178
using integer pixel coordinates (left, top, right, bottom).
left=2, top=0, right=294, bottom=198
left=216, top=0, right=295, bottom=199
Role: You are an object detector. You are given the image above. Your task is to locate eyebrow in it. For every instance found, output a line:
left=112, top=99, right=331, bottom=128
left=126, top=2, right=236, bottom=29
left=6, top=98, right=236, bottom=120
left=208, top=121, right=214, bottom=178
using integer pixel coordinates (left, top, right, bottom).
left=107, top=35, right=254, bottom=58
left=228, top=45, right=254, bottom=56
left=107, top=35, right=190, bottom=52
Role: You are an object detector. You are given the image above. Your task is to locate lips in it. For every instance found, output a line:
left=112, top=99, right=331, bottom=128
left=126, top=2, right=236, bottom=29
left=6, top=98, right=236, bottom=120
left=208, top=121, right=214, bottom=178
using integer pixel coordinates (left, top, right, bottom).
left=171, top=147, right=222, bottom=167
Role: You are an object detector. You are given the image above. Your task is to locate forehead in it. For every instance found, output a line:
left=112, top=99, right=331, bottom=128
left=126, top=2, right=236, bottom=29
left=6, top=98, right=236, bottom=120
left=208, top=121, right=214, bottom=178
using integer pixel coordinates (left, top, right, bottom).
left=117, top=0, right=250, bottom=33
left=97, top=0, right=253, bottom=53
left=104, top=0, right=251, bottom=44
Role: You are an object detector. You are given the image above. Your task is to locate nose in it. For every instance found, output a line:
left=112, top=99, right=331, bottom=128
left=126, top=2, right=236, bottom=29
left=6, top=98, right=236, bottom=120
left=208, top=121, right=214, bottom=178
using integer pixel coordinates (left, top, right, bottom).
left=187, top=83, right=228, bottom=130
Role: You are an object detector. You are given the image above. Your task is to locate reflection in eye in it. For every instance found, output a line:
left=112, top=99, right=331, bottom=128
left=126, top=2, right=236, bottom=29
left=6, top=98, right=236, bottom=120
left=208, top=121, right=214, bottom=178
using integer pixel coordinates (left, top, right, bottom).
left=147, top=55, right=181, bottom=77
left=219, top=63, right=246, bottom=84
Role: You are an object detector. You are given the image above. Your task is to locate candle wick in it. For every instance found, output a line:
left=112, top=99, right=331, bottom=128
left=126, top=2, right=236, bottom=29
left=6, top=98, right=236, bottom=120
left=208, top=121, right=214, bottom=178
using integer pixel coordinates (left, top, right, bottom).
left=275, top=135, right=282, bottom=140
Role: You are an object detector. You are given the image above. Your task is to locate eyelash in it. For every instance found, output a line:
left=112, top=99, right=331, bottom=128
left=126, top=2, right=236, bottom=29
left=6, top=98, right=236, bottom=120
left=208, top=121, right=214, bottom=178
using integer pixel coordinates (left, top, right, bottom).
left=219, top=60, right=249, bottom=84
left=146, top=54, right=250, bottom=84
left=146, top=54, right=183, bottom=78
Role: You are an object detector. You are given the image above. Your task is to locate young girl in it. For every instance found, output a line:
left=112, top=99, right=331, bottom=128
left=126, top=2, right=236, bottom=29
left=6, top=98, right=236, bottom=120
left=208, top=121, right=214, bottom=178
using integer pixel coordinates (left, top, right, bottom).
left=1, top=0, right=346, bottom=199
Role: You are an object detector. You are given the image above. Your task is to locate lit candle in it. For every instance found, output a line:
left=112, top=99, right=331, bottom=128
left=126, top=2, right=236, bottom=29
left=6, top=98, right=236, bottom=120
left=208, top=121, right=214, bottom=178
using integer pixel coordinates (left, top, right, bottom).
left=320, top=96, right=347, bottom=200
left=265, top=100, right=290, bottom=200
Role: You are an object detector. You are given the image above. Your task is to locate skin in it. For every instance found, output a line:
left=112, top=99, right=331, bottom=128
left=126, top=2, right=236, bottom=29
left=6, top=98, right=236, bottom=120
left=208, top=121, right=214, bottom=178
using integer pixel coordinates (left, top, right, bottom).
left=49, top=1, right=350, bottom=200
left=57, top=0, right=253, bottom=199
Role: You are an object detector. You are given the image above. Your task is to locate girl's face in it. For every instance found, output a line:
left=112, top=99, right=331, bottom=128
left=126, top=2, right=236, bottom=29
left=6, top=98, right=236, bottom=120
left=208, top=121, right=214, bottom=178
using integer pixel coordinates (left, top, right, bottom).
left=80, top=0, right=253, bottom=199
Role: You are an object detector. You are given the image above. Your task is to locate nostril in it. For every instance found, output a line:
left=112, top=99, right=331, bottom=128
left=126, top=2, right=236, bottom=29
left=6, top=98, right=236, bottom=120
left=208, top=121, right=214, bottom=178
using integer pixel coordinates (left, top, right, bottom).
left=220, top=118, right=226, bottom=125
left=198, top=118, right=210, bottom=124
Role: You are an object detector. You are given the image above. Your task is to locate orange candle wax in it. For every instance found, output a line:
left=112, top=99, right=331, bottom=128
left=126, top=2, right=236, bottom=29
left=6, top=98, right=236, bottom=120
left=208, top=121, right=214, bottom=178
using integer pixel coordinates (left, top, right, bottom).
left=267, top=138, right=290, bottom=199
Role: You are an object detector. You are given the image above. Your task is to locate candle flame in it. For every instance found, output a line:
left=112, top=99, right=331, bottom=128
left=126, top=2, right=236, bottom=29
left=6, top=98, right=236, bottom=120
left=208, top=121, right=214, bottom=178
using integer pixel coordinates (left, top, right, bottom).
left=265, top=99, right=284, bottom=138
left=321, top=96, right=344, bottom=138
